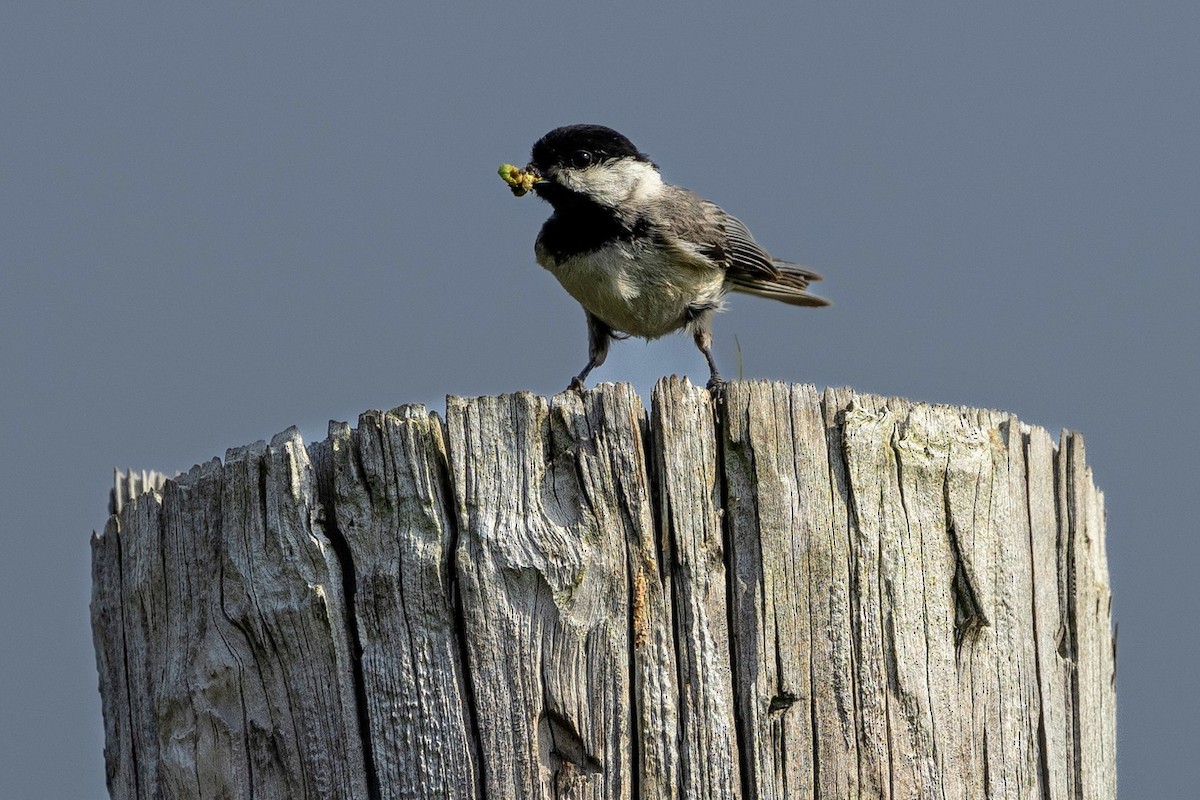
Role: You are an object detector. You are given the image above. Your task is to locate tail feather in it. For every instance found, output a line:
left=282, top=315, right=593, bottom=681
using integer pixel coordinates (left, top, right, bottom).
left=728, top=260, right=831, bottom=307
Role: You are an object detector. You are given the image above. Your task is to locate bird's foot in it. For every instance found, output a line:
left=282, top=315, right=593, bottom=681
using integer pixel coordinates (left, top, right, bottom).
left=568, top=376, right=587, bottom=394
left=706, top=374, right=726, bottom=398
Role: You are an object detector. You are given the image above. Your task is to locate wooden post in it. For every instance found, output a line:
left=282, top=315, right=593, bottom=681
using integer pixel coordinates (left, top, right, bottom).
left=91, top=379, right=1115, bottom=799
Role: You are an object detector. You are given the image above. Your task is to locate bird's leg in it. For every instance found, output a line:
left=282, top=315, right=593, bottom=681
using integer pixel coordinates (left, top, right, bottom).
left=697, top=336, right=724, bottom=392
left=686, top=303, right=725, bottom=392
left=568, top=313, right=614, bottom=392
left=568, top=362, right=597, bottom=393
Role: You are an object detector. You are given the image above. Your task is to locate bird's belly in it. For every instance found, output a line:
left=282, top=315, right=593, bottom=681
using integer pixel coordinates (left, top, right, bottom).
left=541, top=246, right=725, bottom=338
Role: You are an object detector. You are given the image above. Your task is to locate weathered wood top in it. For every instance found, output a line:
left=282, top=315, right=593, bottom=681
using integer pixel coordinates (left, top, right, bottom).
left=93, top=379, right=1115, bottom=799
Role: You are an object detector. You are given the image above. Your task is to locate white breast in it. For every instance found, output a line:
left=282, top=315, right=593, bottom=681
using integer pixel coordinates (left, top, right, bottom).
left=538, top=242, right=726, bottom=339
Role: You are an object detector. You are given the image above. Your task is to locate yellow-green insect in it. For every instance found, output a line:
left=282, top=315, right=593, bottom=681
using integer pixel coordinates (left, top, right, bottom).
left=498, top=163, right=538, bottom=196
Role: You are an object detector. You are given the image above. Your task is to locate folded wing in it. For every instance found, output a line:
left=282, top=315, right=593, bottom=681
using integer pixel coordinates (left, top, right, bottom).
left=722, top=215, right=830, bottom=307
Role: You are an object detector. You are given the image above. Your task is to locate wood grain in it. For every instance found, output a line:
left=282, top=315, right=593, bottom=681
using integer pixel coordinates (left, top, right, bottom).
left=93, top=381, right=1115, bottom=799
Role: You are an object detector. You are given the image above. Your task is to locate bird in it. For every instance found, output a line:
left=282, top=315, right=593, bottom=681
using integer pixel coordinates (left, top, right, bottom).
left=503, top=124, right=829, bottom=392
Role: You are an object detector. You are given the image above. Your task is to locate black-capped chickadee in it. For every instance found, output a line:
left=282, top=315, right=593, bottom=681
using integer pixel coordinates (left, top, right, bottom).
left=507, top=124, right=829, bottom=391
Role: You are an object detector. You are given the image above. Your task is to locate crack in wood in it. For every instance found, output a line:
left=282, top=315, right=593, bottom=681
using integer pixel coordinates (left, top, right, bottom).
left=768, top=692, right=798, bottom=713
left=943, top=477, right=989, bottom=650
left=310, top=451, right=382, bottom=800
left=539, top=708, right=602, bottom=777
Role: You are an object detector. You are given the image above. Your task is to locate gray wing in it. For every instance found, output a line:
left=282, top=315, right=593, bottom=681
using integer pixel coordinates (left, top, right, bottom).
left=722, top=215, right=828, bottom=306
left=722, top=214, right=777, bottom=276
left=659, top=187, right=829, bottom=307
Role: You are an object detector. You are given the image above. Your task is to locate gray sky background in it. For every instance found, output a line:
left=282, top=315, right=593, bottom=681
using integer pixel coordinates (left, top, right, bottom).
left=2, top=3, right=1196, bottom=797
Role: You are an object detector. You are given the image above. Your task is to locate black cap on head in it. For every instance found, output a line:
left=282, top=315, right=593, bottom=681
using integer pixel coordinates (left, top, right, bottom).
left=530, top=124, right=653, bottom=172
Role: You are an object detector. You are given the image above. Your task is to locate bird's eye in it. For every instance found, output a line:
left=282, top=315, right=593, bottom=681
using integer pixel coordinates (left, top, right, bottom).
left=570, top=150, right=594, bottom=168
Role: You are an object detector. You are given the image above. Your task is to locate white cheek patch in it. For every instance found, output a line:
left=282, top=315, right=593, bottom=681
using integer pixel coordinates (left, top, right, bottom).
left=554, top=160, right=663, bottom=207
